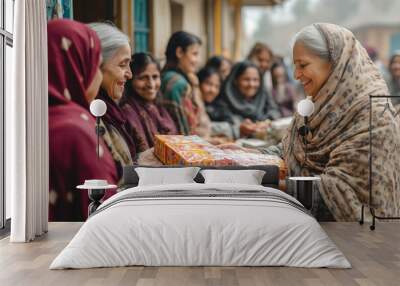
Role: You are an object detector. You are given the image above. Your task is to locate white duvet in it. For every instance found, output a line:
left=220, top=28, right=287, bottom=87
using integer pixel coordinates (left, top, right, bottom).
left=50, top=183, right=350, bottom=269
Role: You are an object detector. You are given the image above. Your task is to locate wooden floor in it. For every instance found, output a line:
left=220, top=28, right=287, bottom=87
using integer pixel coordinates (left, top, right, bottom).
left=0, top=222, right=399, bottom=286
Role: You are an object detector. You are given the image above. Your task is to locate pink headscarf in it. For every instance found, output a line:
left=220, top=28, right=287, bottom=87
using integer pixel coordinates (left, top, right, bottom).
left=48, top=19, right=117, bottom=221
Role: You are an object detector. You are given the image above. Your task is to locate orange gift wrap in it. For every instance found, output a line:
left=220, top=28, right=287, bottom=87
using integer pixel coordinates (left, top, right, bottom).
left=154, top=135, right=287, bottom=179
left=154, top=135, right=235, bottom=166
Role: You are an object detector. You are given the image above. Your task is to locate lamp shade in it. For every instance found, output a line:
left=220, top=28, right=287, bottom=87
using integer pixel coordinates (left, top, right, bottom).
left=297, top=96, right=314, bottom=117
left=90, top=99, right=107, bottom=117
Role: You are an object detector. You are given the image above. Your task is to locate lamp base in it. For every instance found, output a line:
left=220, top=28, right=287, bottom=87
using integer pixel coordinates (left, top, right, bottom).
left=296, top=180, right=313, bottom=209
left=88, top=188, right=105, bottom=216
left=289, top=177, right=320, bottom=211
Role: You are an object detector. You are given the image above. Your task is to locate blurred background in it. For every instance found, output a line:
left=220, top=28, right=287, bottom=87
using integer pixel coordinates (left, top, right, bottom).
left=45, top=0, right=400, bottom=67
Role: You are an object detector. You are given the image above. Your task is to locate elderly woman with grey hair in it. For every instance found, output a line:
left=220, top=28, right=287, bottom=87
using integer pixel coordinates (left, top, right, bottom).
left=223, top=23, right=400, bottom=222
left=88, top=22, right=137, bottom=179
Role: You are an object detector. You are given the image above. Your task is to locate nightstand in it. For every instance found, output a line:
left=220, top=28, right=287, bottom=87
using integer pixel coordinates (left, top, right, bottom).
left=288, top=176, right=321, bottom=210
left=77, top=180, right=117, bottom=216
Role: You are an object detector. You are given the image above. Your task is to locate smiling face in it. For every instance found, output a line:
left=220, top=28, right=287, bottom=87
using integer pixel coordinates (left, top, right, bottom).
left=200, top=73, right=221, bottom=104
left=177, top=43, right=201, bottom=74
left=293, top=42, right=332, bottom=98
left=236, top=67, right=260, bottom=99
left=101, top=44, right=132, bottom=102
left=132, top=63, right=161, bottom=102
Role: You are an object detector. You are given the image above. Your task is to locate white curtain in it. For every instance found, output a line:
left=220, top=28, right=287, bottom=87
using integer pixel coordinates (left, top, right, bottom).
left=8, top=0, right=48, bottom=242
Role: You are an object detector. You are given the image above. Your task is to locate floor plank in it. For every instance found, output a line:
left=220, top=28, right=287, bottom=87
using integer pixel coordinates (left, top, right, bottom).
left=0, top=222, right=399, bottom=286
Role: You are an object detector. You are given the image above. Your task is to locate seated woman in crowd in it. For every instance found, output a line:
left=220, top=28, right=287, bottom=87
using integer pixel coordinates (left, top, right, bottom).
left=385, top=51, right=400, bottom=106
left=160, top=31, right=211, bottom=138
left=89, top=23, right=137, bottom=177
left=218, top=61, right=281, bottom=139
left=229, top=23, right=400, bottom=221
left=48, top=19, right=117, bottom=221
left=270, top=62, right=301, bottom=117
left=205, top=55, right=233, bottom=81
left=121, top=53, right=178, bottom=152
left=247, top=42, right=274, bottom=93
left=197, top=66, right=235, bottom=140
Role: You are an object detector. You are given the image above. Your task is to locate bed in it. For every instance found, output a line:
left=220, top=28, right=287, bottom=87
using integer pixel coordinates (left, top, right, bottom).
left=50, top=165, right=350, bottom=269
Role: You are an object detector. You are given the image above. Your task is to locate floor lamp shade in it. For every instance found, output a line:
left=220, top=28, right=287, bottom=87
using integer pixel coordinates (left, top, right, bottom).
left=90, top=99, right=107, bottom=117
left=297, top=96, right=314, bottom=117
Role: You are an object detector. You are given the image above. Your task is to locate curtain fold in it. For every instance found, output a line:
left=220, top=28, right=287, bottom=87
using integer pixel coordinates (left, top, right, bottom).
left=9, top=0, right=48, bottom=242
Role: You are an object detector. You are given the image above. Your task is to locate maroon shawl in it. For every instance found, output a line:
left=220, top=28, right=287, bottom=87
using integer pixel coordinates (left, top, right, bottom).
left=48, top=19, right=117, bottom=221
left=96, top=89, right=137, bottom=162
left=121, top=93, right=178, bottom=152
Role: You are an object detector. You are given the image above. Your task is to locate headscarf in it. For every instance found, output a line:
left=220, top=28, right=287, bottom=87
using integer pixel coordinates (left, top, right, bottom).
left=48, top=19, right=101, bottom=108
left=160, top=68, right=200, bottom=135
left=282, top=23, right=400, bottom=221
left=48, top=19, right=117, bottom=221
left=121, top=90, right=178, bottom=152
left=220, top=61, right=281, bottom=122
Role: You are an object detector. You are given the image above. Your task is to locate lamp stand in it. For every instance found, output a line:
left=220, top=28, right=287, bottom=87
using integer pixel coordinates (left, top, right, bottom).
left=95, top=117, right=106, bottom=159
left=298, top=116, right=309, bottom=167
left=89, top=118, right=107, bottom=215
left=296, top=180, right=313, bottom=209
left=88, top=188, right=106, bottom=216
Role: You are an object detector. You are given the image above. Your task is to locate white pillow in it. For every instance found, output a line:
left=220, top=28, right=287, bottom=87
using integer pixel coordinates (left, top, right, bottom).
left=200, top=169, right=266, bottom=185
left=136, top=167, right=200, bottom=186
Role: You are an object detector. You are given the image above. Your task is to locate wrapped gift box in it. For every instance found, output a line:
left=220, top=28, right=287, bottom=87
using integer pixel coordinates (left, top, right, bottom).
left=154, top=135, right=236, bottom=166
left=154, top=135, right=287, bottom=179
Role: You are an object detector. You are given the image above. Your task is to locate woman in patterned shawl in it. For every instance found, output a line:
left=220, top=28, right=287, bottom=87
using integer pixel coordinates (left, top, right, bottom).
left=275, top=23, right=400, bottom=221
left=48, top=19, right=117, bottom=221
left=88, top=23, right=137, bottom=178
left=160, top=31, right=211, bottom=137
left=121, top=53, right=178, bottom=152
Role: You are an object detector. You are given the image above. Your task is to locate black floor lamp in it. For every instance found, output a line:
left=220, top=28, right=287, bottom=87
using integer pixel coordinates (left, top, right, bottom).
left=289, top=97, right=321, bottom=211
left=297, top=96, right=315, bottom=164
left=90, top=99, right=107, bottom=158
left=77, top=99, right=116, bottom=217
